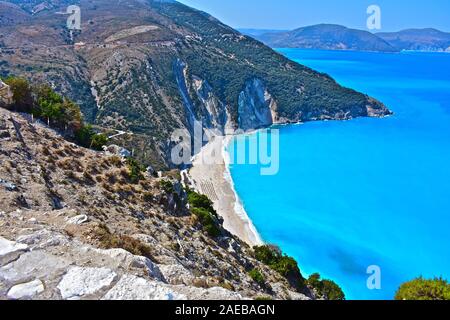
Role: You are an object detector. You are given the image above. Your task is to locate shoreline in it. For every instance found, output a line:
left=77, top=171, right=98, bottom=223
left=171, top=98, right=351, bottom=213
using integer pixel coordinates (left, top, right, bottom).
left=187, top=134, right=263, bottom=247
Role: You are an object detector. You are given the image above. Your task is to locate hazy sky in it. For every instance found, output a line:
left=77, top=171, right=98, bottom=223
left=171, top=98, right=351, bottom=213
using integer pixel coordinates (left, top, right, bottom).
left=177, top=0, right=450, bottom=32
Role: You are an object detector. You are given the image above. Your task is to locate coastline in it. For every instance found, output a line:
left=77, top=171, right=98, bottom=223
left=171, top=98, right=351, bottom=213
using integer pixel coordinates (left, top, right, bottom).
left=187, top=134, right=264, bottom=247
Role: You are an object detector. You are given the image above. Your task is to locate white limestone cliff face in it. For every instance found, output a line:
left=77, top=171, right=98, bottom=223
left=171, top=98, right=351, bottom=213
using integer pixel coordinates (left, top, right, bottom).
left=191, top=75, right=228, bottom=134
left=238, top=79, right=278, bottom=131
left=175, top=61, right=279, bottom=136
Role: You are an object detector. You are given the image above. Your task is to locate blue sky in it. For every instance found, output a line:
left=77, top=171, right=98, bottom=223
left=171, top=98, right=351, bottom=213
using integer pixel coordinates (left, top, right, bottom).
left=177, top=0, right=450, bottom=32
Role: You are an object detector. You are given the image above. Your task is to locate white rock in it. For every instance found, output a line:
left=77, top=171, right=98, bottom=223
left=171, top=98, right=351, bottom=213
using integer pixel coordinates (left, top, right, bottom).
left=7, top=279, right=44, bottom=299
left=57, top=267, right=117, bottom=299
left=66, top=214, right=88, bottom=225
left=16, top=230, right=69, bottom=248
left=0, top=251, right=71, bottom=282
left=0, top=237, right=28, bottom=260
left=91, top=248, right=164, bottom=281
left=175, top=286, right=244, bottom=300
left=103, top=275, right=185, bottom=300
left=158, top=264, right=195, bottom=285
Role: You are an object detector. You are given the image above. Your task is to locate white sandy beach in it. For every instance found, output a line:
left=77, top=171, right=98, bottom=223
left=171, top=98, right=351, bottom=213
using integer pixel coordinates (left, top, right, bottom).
left=188, top=134, right=263, bottom=247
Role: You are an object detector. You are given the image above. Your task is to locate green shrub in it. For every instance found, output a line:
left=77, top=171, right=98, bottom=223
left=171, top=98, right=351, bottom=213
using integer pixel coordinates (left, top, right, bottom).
left=3, top=77, right=34, bottom=112
left=254, top=245, right=282, bottom=265
left=74, top=124, right=108, bottom=151
left=254, top=296, right=272, bottom=301
left=187, top=189, right=216, bottom=215
left=253, top=245, right=305, bottom=290
left=126, top=157, right=145, bottom=184
left=2, top=78, right=106, bottom=152
left=160, top=179, right=175, bottom=193
left=321, top=279, right=345, bottom=301
left=191, top=207, right=221, bottom=237
left=249, top=269, right=266, bottom=287
left=186, top=189, right=222, bottom=238
left=395, top=277, right=450, bottom=300
left=307, top=273, right=345, bottom=300
left=90, top=133, right=108, bottom=151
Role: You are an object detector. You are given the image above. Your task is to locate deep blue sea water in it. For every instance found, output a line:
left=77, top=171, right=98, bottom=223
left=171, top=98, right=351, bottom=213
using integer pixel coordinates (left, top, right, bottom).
left=227, top=49, right=450, bottom=300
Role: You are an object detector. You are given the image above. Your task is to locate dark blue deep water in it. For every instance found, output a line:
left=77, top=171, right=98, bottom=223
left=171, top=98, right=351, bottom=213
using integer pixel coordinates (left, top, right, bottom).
left=228, top=49, right=450, bottom=300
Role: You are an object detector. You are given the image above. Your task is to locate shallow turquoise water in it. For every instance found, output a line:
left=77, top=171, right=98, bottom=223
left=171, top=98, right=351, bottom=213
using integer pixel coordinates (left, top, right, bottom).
left=228, top=49, right=450, bottom=300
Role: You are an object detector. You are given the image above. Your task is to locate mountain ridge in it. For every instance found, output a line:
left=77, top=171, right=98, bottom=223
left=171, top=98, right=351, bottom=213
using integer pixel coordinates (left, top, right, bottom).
left=251, top=24, right=450, bottom=53
left=253, top=24, right=397, bottom=52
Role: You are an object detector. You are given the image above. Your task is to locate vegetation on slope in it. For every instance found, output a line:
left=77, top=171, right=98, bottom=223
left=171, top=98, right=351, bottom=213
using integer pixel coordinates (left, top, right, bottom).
left=248, top=269, right=266, bottom=288
left=253, top=245, right=345, bottom=299
left=395, top=277, right=450, bottom=300
left=253, top=245, right=305, bottom=291
left=153, top=1, right=388, bottom=123
left=187, top=189, right=222, bottom=237
left=2, top=77, right=108, bottom=151
left=307, top=273, right=345, bottom=300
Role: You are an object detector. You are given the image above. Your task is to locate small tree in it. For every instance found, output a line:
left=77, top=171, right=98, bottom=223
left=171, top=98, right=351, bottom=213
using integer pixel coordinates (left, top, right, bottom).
left=4, top=77, right=34, bottom=112
left=249, top=269, right=266, bottom=287
left=90, top=133, right=108, bottom=151
left=253, top=245, right=305, bottom=290
left=35, top=84, right=64, bottom=126
left=126, top=157, right=145, bottom=183
left=61, top=98, right=83, bottom=133
left=307, top=273, right=345, bottom=300
left=74, top=124, right=96, bottom=148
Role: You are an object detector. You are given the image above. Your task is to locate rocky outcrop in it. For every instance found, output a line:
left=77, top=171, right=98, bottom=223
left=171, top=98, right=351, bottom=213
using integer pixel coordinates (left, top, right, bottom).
left=7, top=279, right=45, bottom=300
left=176, top=67, right=280, bottom=133
left=57, top=267, right=118, bottom=300
left=191, top=75, right=228, bottom=134
left=238, top=79, right=278, bottom=131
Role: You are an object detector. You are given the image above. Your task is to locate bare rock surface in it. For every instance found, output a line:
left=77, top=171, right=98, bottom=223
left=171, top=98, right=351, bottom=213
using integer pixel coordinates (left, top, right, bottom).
left=0, top=237, right=28, bottom=265
left=7, top=279, right=45, bottom=300
left=57, top=267, right=117, bottom=300
left=103, top=275, right=185, bottom=300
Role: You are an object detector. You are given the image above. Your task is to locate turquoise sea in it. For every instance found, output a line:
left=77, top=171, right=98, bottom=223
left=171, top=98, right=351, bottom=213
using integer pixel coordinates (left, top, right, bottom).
left=227, top=49, right=450, bottom=300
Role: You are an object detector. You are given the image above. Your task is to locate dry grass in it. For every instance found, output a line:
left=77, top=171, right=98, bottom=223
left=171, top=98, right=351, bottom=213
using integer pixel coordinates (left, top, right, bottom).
left=109, top=156, right=123, bottom=167
left=92, top=224, right=156, bottom=261
left=106, top=172, right=117, bottom=184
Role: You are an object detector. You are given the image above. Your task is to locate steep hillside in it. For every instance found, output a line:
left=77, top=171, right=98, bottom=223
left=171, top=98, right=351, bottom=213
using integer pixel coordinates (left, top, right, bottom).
left=0, top=107, right=315, bottom=300
left=0, top=0, right=391, bottom=169
left=377, top=28, right=450, bottom=52
left=238, top=29, right=289, bottom=37
left=254, top=24, right=397, bottom=52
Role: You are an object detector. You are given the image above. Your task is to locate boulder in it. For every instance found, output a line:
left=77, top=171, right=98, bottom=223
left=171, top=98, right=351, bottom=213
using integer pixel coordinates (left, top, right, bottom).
left=0, top=237, right=28, bottom=266
left=57, top=266, right=117, bottom=300
left=103, top=274, right=185, bottom=300
left=7, top=279, right=45, bottom=300
left=93, top=248, right=165, bottom=281
left=0, top=250, right=71, bottom=283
